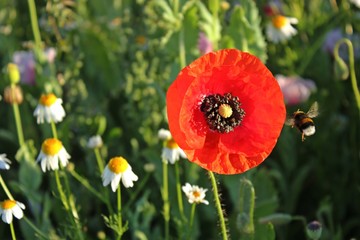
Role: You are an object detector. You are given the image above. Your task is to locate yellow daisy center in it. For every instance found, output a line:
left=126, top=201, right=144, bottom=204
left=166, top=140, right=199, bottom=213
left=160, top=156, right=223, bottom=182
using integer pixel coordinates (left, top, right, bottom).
left=219, top=104, right=233, bottom=118
left=165, top=138, right=178, bottom=149
left=42, top=138, right=63, bottom=156
left=192, top=191, right=201, bottom=198
left=272, top=15, right=287, bottom=29
left=39, top=93, right=57, bottom=106
left=108, top=157, right=129, bottom=174
left=1, top=200, right=16, bottom=210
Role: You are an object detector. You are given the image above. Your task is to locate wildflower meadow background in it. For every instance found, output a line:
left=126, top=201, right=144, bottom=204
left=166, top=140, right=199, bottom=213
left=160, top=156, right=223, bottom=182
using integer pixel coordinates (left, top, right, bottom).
left=0, top=0, right=360, bottom=239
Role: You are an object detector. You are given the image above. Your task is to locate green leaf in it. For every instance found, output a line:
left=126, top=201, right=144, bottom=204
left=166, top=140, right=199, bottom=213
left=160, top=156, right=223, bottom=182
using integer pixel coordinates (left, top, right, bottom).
left=221, top=0, right=267, bottom=62
left=19, top=160, right=42, bottom=190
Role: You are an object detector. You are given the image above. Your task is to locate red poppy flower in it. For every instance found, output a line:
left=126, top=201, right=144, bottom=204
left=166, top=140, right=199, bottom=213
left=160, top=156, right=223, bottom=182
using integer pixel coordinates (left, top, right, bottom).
left=166, top=49, right=285, bottom=174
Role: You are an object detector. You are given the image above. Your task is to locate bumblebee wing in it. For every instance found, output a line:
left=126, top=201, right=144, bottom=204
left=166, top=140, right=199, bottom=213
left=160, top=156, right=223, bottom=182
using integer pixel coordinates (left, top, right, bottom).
left=285, top=117, right=295, bottom=126
left=307, top=101, right=319, bottom=118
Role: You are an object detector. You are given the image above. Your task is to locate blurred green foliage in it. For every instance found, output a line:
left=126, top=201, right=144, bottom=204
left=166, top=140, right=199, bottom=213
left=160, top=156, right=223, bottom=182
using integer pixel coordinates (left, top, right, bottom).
left=0, top=0, right=359, bottom=239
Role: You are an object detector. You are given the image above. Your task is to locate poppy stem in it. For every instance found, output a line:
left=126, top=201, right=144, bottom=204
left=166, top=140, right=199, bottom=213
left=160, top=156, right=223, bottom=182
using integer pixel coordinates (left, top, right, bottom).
left=208, top=171, right=228, bottom=240
left=162, top=161, right=170, bottom=240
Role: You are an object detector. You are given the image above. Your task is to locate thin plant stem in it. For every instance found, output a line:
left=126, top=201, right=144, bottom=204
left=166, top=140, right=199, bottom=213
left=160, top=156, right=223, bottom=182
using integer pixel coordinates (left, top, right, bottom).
left=27, top=0, right=42, bottom=47
left=23, top=217, right=49, bottom=239
left=172, top=0, right=179, bottom=14
left=208, top=171, right=228, bottom=240
left=11, top=85, right=25, bottom=147
left=179, top=29, right=186, bottom=69
left=10, top=222, right=16, bottom=240
left=187, top=204, right=197, bottom=240
left=162, top=161, right=170, bottom=240
left=94, top=148, right=105, bottom=174
left=0, top=175, right=14, bottom=200
left=209, top=0, right=219, bottom=50
left=117, top=185, right=122, bottom=240
left=123, top=172, right=150, bottom=211
left=334, top=38, right=360, bottom=114
left=92, top=148, right=113, bottom=213
left=54, top=170, right=69, bottom=210
left=62, top=170, right=83, bottom=240
left=54, top=170, right=83, bottom=239
left=175, top=162, right=185, bottom=220
left=68, top=169, right=109, bottom=206
left=50, top=121, right=58, bottom=139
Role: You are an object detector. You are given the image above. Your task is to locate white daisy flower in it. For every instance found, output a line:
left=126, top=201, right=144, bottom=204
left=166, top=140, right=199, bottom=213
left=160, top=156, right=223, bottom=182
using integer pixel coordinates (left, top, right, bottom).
left=266, top=15, right=298, bottom=43
left=158, top=129, right=186, bottom=164
left=0, top=200, right=25, bottom=224
left=87, top=135, right=103, bottom=149
left=33, top=93, right=66, bottom=124
left=102, top=156, right=138, bottom=192
left=36, top=138, right=71, bottom=172
left=0, top=154, right=11, bottom=170
left=182, top=183, right=209, bottom=205
left=350, top=0, right=360, bottom=8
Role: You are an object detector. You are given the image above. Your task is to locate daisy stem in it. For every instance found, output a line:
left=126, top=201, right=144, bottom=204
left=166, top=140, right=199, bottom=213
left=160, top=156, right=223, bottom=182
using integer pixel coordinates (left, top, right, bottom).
left=0, top=175, right=14, bottom=200
left=94, top=148, right=105, bottom=175
left=117, top=184, right=123, bottom=240
left=187, top=203, right=196, bottom=240
left=27, top=0, right=42, bottom=47
left=50, top=121, right=58, bottom=139
left=11, top=84, right=25, bottom=147
left=208, top=171, right=228, bottom=240
left=334, top=38, right=360, bottom=115
left=10, top=222, right=16, bottom=240
left=54, top=170, right=69, bottom=209
left=175, top=162, right=185, bottom=220
left=162, top=161, right=170, bottom=240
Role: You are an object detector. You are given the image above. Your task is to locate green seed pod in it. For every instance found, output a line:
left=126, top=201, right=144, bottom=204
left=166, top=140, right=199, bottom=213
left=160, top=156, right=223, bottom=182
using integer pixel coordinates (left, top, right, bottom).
left=306, top=221, right=322, bottom=240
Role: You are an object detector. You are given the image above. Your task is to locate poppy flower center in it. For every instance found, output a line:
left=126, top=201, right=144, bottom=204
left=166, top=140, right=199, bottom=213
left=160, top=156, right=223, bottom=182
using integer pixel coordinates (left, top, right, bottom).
left=39, top=93, right=57, bottom=106
left=200, top=93, right=245, bottom=133
left=42, top=138, right=63, bottom=156
left=272, top=15, right=287, bottom=29
left=108, top=157, right=129, bottom=174
left=1, top=200, right=16, bottom=210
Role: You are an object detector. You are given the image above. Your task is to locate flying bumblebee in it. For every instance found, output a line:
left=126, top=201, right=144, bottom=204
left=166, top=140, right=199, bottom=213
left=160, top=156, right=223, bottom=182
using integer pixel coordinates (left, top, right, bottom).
left=286, top=102, right=319, bottom=141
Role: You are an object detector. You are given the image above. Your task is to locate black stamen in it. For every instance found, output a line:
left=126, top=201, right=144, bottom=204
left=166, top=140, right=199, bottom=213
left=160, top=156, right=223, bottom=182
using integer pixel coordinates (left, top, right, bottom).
left=200, top=93, right=245, bottom=133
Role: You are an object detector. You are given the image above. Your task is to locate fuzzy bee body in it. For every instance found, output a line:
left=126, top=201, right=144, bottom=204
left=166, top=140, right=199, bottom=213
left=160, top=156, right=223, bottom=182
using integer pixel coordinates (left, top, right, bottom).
left=286, top=102, right=319, bottom=141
